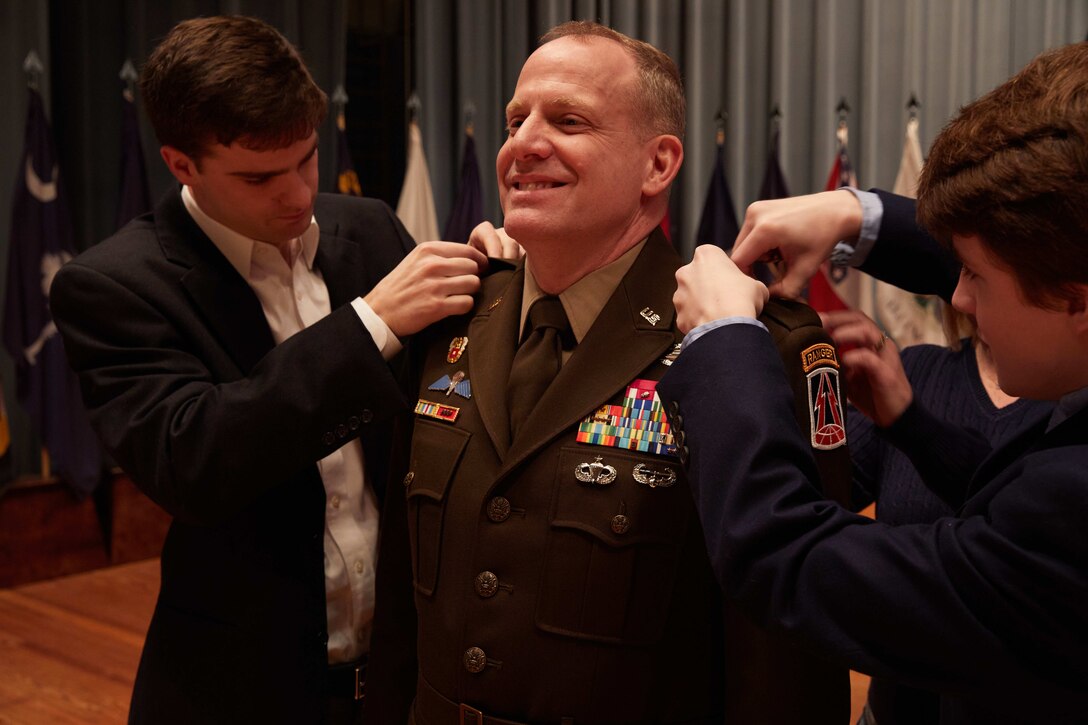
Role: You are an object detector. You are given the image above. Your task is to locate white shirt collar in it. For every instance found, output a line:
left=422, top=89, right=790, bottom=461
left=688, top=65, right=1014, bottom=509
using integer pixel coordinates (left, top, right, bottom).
left=180, top=185, right=319, bottom=277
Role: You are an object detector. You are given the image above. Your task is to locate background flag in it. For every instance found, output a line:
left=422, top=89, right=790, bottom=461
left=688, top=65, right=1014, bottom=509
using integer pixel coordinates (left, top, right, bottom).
left=333, top=85, right=362, bottom=197
left=116, top=60, right=151, bottom=229
left=757, top=123, right=790, bottom=201
left=442, top=124, right=483, bottom=243
left=870, top=112, right=945, bottom=346
left=695, top=125, right=741, bottom=251
left=0, top=375, right=11, bottom=488
left=395, top=110, right=439, bottom=244
left=807, top=108, right=870, bottom=313
left=2, top=84, right=102, bottom=496
left=753, top=118, right=790, bottom=283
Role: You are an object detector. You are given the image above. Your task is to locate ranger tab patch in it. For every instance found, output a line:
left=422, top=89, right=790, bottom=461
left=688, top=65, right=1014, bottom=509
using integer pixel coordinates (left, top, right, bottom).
left=800, top=343, right=846, bottom=450
left=576, top=379, right=677, bottom=456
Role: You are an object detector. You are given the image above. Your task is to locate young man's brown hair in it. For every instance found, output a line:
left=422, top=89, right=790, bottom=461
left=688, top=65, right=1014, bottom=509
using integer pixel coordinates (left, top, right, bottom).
left=540, top=21, right=685, bottom=140
left=917, top=41, right=1088, bottom=310
left=139, top=15, right=328, bottom=161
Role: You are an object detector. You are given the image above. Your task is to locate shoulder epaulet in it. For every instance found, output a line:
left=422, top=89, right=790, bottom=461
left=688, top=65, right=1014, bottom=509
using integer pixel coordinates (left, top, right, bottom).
left=759, top=297, right=821, bottom=332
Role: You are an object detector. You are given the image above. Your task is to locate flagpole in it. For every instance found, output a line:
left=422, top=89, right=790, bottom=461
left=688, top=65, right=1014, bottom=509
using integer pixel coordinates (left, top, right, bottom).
left=23, top=50, right=43, bottom=91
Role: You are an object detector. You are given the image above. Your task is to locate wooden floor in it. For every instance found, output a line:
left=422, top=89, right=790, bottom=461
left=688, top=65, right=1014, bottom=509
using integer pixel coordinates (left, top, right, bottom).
left=0, top=559, right=158, bottom=724
left=0, top=559, right=868, bottom=723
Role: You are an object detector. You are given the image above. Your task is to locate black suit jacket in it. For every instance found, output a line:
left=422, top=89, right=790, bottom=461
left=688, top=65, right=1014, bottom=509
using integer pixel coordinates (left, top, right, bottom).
left=368, top=232, right=853, bottom=724
left=50, top=188, right=414, bottom=724
left=659, top=214, right=1088, bottom=721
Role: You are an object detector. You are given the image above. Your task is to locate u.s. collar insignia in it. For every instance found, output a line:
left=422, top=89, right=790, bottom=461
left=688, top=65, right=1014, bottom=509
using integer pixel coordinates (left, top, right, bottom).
left=415, top=399, right=460, bottom=423
left=428, top=370, right=472, bottom=399
left=447, top=336, right=468, bottom=363
left=660, top=342, right=682, bottom=367
left=487, top=297, right=502, bottom=311
left=575, top=456, right=617, bottom=485
left=632, top=463, right=677, bottom=488
left=639, top=307, right=661, bottom=326
left=801, top=344, right=846, bottom=450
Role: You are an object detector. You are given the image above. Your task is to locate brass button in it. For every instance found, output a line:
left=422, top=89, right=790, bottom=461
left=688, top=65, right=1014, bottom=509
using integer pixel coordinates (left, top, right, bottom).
left=403, top=471, right=415, bottom=487
left=611, top=514, right=630, bottom=534
left=463, top=646, right=487, bottom=674
left=474, top=571, right=499, bottom=598
left=486, top=497, right=511, bottom=523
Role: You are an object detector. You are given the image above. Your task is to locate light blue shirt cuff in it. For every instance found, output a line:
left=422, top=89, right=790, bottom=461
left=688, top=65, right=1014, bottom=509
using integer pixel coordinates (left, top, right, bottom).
left=681, top=317, right=769, bottom=352
left=830, top=187, right=883, bottom=267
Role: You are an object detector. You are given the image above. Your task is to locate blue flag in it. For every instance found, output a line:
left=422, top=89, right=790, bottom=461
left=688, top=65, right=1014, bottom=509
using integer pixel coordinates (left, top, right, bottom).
left=2, top=88, right=102, bottom=496
left=116, top=87, right=152, bottom=229
left=695, top=141, right=741, bottom=251
left=757, top=128, right=790, bottom=201
left=442, top=131, right=483, bottom=244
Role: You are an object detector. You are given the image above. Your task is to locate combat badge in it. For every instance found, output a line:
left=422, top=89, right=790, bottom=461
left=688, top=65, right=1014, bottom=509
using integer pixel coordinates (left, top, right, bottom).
left=447, top=336, right=468, bottom=363
left=801, top=343, right=846, bottom=450
left=415, top=399, right=460, bottom=423
left=632, top=463, right=677, bottom=488
left=428, top=370, right=472, bottom=399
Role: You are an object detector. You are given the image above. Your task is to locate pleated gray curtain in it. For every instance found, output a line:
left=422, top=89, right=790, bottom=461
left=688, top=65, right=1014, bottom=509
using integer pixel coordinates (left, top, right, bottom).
left=413, top=0, right=1088, bottom=259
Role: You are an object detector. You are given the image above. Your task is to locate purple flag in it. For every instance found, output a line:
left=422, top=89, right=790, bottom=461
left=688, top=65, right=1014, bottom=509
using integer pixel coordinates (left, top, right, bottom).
left=442, top=131, right=483, bottom=243
left=2, top=88, right=102, bottom=495
left=695, top=141, right=741, bottom=251
left=116, top=87, right=152, bottom=229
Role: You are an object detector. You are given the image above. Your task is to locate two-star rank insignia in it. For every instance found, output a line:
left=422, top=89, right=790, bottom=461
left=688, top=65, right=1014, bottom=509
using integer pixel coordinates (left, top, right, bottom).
left=427, top=370, right=472, bottom=399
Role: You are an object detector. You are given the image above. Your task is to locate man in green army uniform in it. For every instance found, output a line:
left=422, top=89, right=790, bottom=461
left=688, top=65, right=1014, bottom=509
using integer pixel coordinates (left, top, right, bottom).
left=367, top=21, right=852, bottom=724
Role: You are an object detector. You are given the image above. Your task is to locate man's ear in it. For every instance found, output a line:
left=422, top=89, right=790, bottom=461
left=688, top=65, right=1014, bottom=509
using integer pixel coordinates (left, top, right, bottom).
left=642, top=134, right=683, bottom=197
left=160, top=146, right=199, bottom=186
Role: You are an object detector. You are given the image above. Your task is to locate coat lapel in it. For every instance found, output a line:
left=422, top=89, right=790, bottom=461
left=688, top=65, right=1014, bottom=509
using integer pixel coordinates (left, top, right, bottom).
left=314, top=228, right=365, bottom=309
left=155, top=187, right=276, bottom=375
left=500, top=230, right=679, bottom=476
left=465, top=268, right=523, bottom=458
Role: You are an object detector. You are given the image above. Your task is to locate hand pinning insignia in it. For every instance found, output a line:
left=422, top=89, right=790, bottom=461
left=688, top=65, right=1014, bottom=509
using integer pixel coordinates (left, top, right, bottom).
left=428, top=370, right=472, bottom=399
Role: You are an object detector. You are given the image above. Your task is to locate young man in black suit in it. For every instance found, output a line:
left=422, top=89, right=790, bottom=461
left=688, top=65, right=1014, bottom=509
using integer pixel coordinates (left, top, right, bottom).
left=49, top=15, right=489, bottom=724
left=662, top=41, right=1088, bottom=722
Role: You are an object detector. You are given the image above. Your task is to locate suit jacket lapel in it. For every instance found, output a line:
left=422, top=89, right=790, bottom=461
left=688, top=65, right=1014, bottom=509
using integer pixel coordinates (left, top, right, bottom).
left=156, top=187, right=276, bottom=375
left=315, top=227, right=365, bottom=309
left=501, top=230, right=679, bottom=475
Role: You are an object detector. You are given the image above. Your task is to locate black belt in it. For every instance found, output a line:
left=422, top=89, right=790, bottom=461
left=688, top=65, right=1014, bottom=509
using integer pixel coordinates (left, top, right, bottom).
left=415, top=675, right=574, bottom=725
left=327, top=656, right=367, bottom=701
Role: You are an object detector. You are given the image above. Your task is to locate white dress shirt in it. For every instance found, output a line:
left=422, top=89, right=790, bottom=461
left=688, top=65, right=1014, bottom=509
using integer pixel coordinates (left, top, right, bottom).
left=182, top=186, right=391, bottom=664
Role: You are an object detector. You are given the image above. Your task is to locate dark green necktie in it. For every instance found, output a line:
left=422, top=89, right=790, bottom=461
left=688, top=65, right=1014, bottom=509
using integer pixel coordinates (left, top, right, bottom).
left=507, top=296, right=572, bottom=437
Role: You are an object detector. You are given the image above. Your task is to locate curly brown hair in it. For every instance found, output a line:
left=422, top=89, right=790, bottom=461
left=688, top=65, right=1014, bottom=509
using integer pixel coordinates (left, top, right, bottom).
left=917, top=41, right=1088, bottom=310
